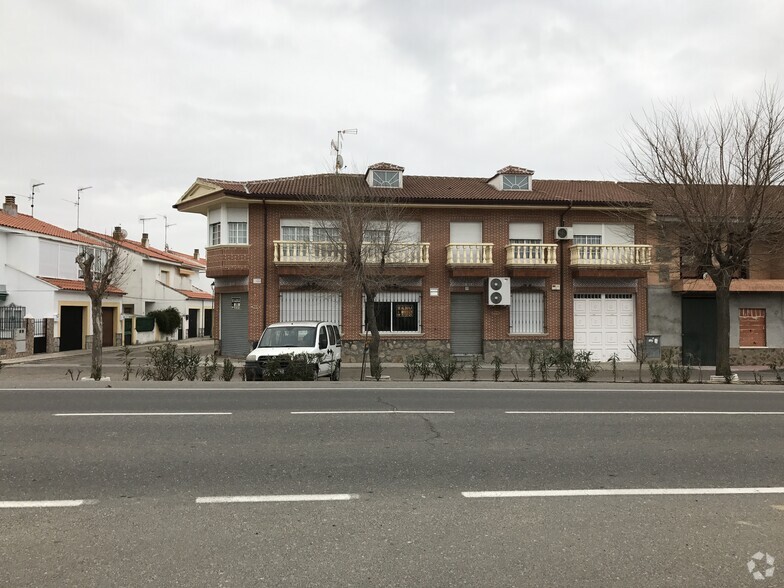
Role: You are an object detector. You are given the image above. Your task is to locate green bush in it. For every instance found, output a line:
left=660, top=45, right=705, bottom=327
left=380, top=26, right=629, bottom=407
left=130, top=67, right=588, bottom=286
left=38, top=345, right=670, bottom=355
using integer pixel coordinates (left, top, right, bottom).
left=431, top=354, right=464, bottom=381
left=147, top=307, right=181, bottom=336
left=649, top=361, right=664, bottom=383
left=571, top=350, right=599, bottom=382
left=179, top=346, right=202, bottom=381
left=262, top=353, right=319, bottom=381
left=221, top=358, right=236, bottom=381
left=403, top=355, right=420, bottom=381
left=470, top=355, right=482, bottom=381
left=202, top=355, right=219, bottom=381
left=491, top=355, right=503, bottom=382
left=138, top=342, right=180, bottom=381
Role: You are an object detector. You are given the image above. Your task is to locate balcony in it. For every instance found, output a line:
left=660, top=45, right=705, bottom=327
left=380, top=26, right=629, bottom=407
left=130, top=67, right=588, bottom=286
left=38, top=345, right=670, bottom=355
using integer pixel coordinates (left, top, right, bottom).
left=446, top=243, right=494, bottom=266
left=569, top=244, right=652, bottom=274
left=273, top=241, right=430, bottom=266
left=505, top=244, right=558, bottom=267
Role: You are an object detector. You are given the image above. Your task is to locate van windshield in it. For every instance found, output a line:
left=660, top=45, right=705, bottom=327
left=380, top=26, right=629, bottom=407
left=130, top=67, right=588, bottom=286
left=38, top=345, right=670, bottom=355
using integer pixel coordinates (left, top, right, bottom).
left=258, top=326, right=317, bottom=348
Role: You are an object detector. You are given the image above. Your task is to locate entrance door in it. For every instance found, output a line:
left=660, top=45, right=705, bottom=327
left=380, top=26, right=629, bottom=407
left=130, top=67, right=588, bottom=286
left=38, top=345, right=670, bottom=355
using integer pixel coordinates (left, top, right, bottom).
left=204, top=309, right=213, bottom=337
left=188, top=309, right=198, bottom=338
left=101, top=307, right=114, bottom=347
left=450, top=293, right=483, bottom=355
left=59, top=306, right=84, bottom=351
left=573, top=294, right=636, bottom=361
left=682, top=297, right=716, bottom=365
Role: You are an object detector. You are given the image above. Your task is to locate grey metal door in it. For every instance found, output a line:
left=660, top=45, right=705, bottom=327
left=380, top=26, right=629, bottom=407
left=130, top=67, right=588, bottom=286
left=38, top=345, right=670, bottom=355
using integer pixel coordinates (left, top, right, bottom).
left=220, top=293, right=249, bottom=357
left=682, top=297, right=716, bottom=365
left=450, top=293, right=483, bottom=355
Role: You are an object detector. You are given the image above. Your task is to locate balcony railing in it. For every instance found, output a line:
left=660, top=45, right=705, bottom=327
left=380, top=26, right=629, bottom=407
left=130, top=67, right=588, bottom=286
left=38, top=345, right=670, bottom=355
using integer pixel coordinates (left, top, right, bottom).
left=505, top=244, right=558, bottom=266
left=446, top=243, right=494, bottom=266
left=273, top=241, right=430, bottom=265
left=569, top=244, right=652, bottom=267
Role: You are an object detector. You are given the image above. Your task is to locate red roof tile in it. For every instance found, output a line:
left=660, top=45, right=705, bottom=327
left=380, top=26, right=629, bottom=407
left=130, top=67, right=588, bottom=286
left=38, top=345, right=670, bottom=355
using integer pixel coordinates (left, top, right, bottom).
left=367, top=162, right=405, bottom=172
left=672, top=279, right=784, bottom=293
left=38, top=277, right=125, bottom=295
left=193, top=173, right=650, bottom=206
left=175, top=288, right=213, bottom=300
left=0, top=212, right=104, bottom=245
left=79, top=229, right=203, bottom=268
left=495, top=165, right=535, bottom=175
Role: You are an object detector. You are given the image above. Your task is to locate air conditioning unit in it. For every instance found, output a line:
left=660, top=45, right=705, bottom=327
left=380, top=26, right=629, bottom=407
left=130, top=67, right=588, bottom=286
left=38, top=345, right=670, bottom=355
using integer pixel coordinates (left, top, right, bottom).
left=487, top=277, right=511, bottom=306
left=555, top=226, right=574, bottom=240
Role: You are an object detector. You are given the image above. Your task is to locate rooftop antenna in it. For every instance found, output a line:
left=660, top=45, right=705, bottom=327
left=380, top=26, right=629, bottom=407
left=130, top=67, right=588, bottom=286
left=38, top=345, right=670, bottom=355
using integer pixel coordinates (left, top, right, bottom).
left=138, top=215, right=156, bottom=234
left=159, top=214, right=176, bottom=251
left=29, top=181, right=44, bottom=217
left=63, top=186, right=92, bottom=229
left=331, top=128, right=357, bottom=174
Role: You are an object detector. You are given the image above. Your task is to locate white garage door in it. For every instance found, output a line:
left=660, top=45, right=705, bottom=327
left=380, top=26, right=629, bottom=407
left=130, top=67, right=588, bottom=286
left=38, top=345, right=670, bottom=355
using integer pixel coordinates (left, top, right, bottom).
left=573, top=294, right=635, bottom=361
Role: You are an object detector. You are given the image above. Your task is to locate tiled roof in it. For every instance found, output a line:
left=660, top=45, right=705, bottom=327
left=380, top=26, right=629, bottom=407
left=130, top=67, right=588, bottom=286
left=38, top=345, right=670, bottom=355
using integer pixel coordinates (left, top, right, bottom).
left=175, top=288, right=213, bottom=300
left=495, top=165, right=535, bottom=175
left=165, top=249, right=207, bottom=268
left=79, top=229, right=203, bottom=268
left=0, top=212, right=104, bottom=245
left=37, top=277, right=125, bottom=295
left=367, top=162, right=405, bottom=172
left=195, top=173, right=650, bottom=206
left=672, top=279, right=784, bottom=293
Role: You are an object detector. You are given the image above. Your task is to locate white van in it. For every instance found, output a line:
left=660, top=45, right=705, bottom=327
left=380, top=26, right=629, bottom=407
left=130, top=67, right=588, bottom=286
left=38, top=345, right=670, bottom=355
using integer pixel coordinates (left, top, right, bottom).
left=244, top=321, right=342, bottom=381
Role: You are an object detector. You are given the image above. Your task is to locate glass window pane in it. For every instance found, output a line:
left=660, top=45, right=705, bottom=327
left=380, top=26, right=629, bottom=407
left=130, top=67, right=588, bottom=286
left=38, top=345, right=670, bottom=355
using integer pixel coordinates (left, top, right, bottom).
left=392, top=302, right=418, bottom=332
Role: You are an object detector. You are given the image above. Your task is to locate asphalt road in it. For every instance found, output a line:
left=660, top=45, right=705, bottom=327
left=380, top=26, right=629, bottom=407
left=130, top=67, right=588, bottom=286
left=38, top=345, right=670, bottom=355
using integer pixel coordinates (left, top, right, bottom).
left=1, top=385, right=783, bottom=587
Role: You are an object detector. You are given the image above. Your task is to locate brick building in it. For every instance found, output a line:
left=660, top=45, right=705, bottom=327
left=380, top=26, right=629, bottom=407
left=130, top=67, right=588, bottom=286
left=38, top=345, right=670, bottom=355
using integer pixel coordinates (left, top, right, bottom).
left=175, top=164, right=655, bottom=363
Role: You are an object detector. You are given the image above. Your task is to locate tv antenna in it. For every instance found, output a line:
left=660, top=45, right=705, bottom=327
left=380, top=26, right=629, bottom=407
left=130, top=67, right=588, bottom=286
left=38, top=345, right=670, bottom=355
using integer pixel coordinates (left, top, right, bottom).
left=138, top=215, right=156, bottom=234
left=63, top=186, right=92, bottom=228
left=331, top=128, right=357, bottom=174
left=159, top=214, right=176, bottom=250
left=29, top=181, right=44, bottom=217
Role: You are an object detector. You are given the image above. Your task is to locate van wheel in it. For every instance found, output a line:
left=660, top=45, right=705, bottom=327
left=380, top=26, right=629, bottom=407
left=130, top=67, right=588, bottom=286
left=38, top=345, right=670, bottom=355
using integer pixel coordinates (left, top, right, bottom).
left=330, top=363, right=341, bottom=381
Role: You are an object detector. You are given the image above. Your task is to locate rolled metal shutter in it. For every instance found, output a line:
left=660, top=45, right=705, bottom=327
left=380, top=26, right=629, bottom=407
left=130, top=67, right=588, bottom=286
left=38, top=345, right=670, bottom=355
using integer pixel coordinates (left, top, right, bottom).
left=220, top=293, right=249, bottom=357
left=450, top=293, right=483, bottom=355
left=280, top=291, right=342, bottom=329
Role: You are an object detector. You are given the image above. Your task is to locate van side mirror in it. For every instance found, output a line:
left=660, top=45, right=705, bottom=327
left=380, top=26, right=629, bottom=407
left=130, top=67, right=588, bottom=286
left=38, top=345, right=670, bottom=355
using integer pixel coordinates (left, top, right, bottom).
left=319, top=331, right=328, bottom=350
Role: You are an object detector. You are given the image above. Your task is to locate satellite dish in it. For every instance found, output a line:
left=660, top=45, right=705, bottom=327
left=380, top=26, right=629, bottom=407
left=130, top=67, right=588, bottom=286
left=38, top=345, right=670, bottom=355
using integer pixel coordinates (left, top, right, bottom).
left=336, top=154, right=344, bottom=168
left=121, top=229, right=128, bottom=239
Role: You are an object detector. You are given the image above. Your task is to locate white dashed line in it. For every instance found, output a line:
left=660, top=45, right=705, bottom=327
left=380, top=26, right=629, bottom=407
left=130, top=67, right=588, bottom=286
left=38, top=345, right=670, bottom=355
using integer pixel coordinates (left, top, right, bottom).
left=290, top=410, right=455, bottom=415
left=462, top=487, right=784, bottom=498
left=54, top=412, right=232, bottom=416
left=196, top=494, right=356, bottom=504
left=0, top=499, right=98, bottom=508
left=505, top=411, right=784, bottom=415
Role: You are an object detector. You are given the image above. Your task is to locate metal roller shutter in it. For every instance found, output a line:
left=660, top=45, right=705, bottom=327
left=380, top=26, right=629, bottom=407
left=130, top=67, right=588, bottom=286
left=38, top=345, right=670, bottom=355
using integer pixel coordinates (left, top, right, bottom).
left=220, top=293, right=249, bottom=357
left=450, top=293, right=483, bottom=355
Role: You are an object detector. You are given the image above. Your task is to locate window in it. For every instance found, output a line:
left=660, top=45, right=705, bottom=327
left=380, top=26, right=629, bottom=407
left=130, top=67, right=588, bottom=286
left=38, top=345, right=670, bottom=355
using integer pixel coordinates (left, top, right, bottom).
left=574, top=234, right=602, bottom=260
left=739, top=308, right=766, bottom=347
left=160, top=270, right=170, bottom=285
left=228, top=222, right=248, bottom=244
left=313, top=227, right=340, bottom=242
left=209, top=222, right=221, bottom=246
left=510, top=291, right=545, bottom=334
left=364, top=229, right=389, bottom=243
left=77, top=246, right=106, bottom=279
left=502, top=174, right=530, bottom=190
left=372, top=171, right=401, bottom=188
left=281, top=225, right=310, bottom=241
left=363, top=292, right=421, bottom=333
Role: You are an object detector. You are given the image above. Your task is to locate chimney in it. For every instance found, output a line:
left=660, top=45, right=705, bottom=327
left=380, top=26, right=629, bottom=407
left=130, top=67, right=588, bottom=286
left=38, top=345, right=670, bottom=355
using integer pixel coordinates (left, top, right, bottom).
left=3, top=196, right=18, bottom=216
left=112, top=226, right=124, bottom=240
left=141, top=233, right=149, bottom=248
left=193, top=248, right=200, bottom=260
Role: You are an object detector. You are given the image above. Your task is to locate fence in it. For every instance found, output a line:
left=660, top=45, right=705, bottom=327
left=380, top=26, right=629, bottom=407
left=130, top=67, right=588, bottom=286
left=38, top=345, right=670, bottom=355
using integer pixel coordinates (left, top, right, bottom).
left=0, top=305, right=25, bottom=340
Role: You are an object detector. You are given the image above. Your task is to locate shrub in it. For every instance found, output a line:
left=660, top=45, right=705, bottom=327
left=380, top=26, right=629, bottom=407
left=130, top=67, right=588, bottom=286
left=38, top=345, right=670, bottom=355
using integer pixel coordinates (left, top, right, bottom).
left=572, top=350, right=599, bottom=382
left=201, top=354, right=219, bottom=381
left=608, top=352, right=620, bottom=383
left=418, top=352, right=434, bottom=381
left=491, top=355, right=503, bottom=382
left=263, top=353, right=320, bottom=381
left=649, top=361, right=664, bottom=383
left=221, top=358, right=236, bottom=381
left=403, top=355, right=420, bottom=381
left=121, top=346, right=134, bottom=381
left=470, top=355, right=482, bottom=381
left=178, top=346, right=202, bottom=381
left=146, top=307, right=181, bottom=336
left=139, top=342, right=180, bottom=381
left=431, top=354, right=464, bottom=381
left=553, top=348, right=573, bottom=382
left=511, top=364, right=521, bottom=382
left=662, top=348, right=676, bottom=383
left=527, top=346, right=538, bottom=382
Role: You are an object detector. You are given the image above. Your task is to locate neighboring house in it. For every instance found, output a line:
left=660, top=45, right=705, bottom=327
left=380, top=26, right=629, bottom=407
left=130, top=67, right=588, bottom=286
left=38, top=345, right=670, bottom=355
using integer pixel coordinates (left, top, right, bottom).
left=0, top=195, right=124, bottom=358
left=622, top=183, right=784, bottom=367
left=174, top=164, right=655, bottom=362
left=78, top=228, right=213, bottom=344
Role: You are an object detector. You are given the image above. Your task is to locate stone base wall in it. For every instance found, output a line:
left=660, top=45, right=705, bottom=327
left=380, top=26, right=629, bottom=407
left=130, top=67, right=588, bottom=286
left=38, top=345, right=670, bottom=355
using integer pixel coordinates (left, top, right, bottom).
left=342, top=339, right=450, bottom=363
left=483, top=340, right=567, bottom=364
left=730, top=348, right=784, bottom=365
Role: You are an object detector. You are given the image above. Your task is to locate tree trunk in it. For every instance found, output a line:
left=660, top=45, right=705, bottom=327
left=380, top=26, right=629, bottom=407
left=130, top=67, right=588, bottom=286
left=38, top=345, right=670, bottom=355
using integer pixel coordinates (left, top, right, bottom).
left=90, top=297, right=103, bottom=380
left=714, top=279, right=732, bottom=377
left=364, top=293, right=382, bottom=379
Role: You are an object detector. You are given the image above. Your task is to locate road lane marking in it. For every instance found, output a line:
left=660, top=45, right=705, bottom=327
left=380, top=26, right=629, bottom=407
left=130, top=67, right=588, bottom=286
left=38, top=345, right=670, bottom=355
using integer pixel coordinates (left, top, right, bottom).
left=462, top=487, right=784, bottom=498
left=196, top=494, right=356, bottom=504
left=505, top=411, right=784, bottom=415
left=290, top=410, right=455, bottom=415
left=54, top=412, right=232, bottom=416
left=0, top=499, right=97, bottom=508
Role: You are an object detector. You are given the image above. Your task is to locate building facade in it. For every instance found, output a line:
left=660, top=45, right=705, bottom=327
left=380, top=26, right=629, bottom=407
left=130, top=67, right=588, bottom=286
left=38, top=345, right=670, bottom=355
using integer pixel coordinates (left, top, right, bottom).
left=175, top=164, right=654, bottom=362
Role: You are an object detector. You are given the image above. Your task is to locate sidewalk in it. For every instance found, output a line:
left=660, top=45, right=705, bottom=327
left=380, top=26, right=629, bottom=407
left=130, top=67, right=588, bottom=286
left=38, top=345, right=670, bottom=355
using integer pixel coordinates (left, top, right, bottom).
left=0, top=340, right=778, bottom=384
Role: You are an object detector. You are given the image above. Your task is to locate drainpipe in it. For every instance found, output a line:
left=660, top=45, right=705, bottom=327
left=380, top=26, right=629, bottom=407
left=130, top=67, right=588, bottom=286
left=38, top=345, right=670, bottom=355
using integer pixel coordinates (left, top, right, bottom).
left=261, top=199, right=267, bottom=332
left=559, top=200, right=573, bottom=349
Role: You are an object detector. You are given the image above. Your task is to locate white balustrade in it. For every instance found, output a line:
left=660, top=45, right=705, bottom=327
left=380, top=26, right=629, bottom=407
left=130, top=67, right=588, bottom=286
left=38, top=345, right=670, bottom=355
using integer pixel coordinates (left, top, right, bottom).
left=274, top=241, right=430, bottom=265
left=505, top=244, right=558, bottom=266
left=569, top=245, right=652, bottom=266
left=446, top=243, right=494, bottom=265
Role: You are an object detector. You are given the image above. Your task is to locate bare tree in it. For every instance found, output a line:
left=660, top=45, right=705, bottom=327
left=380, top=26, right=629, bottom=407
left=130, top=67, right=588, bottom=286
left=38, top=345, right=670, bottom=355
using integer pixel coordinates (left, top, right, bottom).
left=76, top=242, right=129, bottom=380
left=623, top=85, right=784, bottom=376
left=293, top=174, right=418, bottom=379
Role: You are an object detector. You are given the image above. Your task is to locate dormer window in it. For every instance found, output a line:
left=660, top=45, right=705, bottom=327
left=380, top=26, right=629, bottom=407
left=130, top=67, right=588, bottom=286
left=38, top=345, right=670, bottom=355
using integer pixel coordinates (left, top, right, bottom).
left=502, top=174, right=530, bottom=190
left=372, top=170, right=401, bottom=188
left=366, top=162, right=405, bottom=188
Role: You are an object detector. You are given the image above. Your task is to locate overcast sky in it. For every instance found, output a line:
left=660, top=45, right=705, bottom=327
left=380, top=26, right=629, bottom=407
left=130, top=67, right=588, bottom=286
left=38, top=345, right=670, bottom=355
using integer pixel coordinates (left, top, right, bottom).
left=1, top=0, right=781, bottom=253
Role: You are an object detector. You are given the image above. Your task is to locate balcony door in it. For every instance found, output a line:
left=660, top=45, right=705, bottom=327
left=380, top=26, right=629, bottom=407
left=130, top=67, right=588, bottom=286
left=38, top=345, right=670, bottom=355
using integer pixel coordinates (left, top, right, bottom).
left=450, top=222, right=484, bottom=264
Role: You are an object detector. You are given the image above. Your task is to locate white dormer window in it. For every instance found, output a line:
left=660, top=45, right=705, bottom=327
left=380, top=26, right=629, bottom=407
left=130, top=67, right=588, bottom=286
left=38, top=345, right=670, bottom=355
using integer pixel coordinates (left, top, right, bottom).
left=372, top=170, right=401, bottom=188
left=502, top=174, right=530, bottom=190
